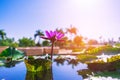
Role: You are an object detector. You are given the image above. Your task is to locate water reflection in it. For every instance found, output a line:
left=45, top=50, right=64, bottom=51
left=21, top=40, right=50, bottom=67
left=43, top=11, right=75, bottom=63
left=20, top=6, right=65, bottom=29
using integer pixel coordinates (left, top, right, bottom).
left=77, top=69, right=93, bottom=79
left=0, top=60, right=23, bottom=68
left=54, top=58, right=65, bottom=66
left=53, top=57, right=87, bottom=80
left=68, top=59, right=79, bottom=69
left=54, top=57, right=79, bottom=68
left=25, top=58, right=86, bottom=80
left=25, top=69, right=52, bottom=80
left=0, top=56, right=88, bottom=80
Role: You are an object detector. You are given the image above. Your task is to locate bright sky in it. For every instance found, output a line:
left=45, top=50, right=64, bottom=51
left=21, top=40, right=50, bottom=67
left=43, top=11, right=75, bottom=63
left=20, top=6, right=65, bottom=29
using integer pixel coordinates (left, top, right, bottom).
left=0, top=0, right=120, bottom=42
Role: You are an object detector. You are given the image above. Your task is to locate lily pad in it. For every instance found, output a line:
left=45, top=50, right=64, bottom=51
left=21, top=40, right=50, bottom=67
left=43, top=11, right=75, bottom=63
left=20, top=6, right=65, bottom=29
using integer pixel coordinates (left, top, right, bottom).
left=0, top=47, right=24, bottom=60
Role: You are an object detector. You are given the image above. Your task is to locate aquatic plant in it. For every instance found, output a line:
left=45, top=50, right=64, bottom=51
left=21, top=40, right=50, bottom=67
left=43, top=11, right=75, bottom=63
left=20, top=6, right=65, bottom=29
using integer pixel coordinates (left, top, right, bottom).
left=24, top=58, right=51, bottom=72
left=41, top=30, right=64, bottom=60
left=0, top=47, right=24, bottom=60
left=94, top=71, right=120, bottom=79
left=86, top=54, right=120, bottom=71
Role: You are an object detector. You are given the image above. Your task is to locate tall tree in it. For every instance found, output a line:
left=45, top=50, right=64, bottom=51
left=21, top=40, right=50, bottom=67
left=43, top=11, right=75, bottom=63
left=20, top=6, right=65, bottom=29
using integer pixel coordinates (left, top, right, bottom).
left=42, top=40, right=50, bottom=46
left=56, top=28, right=65, bottom=34
left=88, top=39, right=98, bottom=45
left=66, top=25, right=78, bottom=41
left=73, top=35, right=84, bottom=47
left=0, top=37, right=18, bottom=47
left=0, top=29, right=6, bottom=40
left=66, top=25, right=77, bottom=35
left=19, top=37, right=35, bottom=47
left=34, top=30, right=44, bottom=46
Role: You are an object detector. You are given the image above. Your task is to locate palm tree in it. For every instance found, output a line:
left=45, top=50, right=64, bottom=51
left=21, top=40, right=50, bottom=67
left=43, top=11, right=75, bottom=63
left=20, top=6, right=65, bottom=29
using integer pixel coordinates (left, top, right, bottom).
left=0, top=29, right=6, bottom=40
left=73, top=35, right=84, bottom=47
left=34, top=30, right=44, bottom=46
left=66, top=25, right=77, bottom=35
left=56, top=28, right=65, bottom=34
left=66, top=25, right=78, bottom=41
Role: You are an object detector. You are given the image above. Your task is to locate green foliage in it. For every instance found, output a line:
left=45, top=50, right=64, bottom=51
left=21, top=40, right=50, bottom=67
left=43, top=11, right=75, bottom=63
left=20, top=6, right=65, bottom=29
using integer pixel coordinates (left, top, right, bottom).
left=34, top=30, right=44, bottom=39
left=77, top=54, right=97, bottom=62
left=28, top=56, right=35, bottom=60
left=86, top=45, right=120, bottom=55
left=0, top=40, right=9, bottom=46
left=86, top=47, right=103, bottom=55
left=24, top=58, right=51, bottom=72
left=89, top=54, right=120, bottom=64
left=87, top=54, right=120, bottom=70
left=90, top=59, right=105, bottom=63
left=107, top=55, right=120, bottom=62
left=0, top=29, right=6, bottom=40
left=34, top=29, right=44, bottom=46
left=88, top=54, right=120, bottom=64
left=106, top=55, right=120, bottom=69
left=9, top=42, right=19, bottom=48
left=0, top=47, right=13, bottom=57
left=0, top=38, right=18, bottom=47
left=95, top=71, right=120, bottom=79
left=0, top=47, right=24, bottom=60
left=42, top=40, right=50, bottom=46
left=103, top=45, right=120, bottom=53
left=19, top=37, right=35, bottom=47
left=26, top=69, right=52, bottom=80
left=115, top=43, right=120, bottom=47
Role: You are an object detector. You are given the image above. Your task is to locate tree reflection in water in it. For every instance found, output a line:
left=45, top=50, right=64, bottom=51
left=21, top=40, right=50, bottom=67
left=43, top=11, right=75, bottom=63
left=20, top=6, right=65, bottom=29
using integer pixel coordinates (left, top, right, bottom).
left=68, top=59, right=79, bottom=69
left=54, top=57, right=79, bottom=69
left=77, top=69, right=93, bottom=79
left=54, top=58, right=66, bottom=66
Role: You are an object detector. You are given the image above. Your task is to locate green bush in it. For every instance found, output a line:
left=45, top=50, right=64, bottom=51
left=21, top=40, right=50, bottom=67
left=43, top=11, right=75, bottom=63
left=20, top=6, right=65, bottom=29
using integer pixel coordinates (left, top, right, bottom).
left=9, top=42, right=19, bottom=48
left=107, top=55, right=120, bottom=62
left=115, top=43, right=120, bottom=47
left=88, top=54, right=120, bottom=64
left=86, top=47, right=103, bottom=55
left=18, top=37, right=35, bottom=47
left=77, top=54, right=97, bottom=62
left=86, top=45, right=120, bottom=55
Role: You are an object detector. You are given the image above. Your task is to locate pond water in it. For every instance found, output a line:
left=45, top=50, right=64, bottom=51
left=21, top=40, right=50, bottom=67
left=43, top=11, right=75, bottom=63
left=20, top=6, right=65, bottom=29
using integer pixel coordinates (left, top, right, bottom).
left=0, top=56, right=88, bottom=80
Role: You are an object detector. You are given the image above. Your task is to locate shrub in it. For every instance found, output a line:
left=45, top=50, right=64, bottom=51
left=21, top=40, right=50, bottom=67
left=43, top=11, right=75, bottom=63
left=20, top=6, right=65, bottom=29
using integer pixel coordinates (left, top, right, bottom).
left=86, top=45, right=120, bottom=55
left=77, top=54, right=97, bottom=62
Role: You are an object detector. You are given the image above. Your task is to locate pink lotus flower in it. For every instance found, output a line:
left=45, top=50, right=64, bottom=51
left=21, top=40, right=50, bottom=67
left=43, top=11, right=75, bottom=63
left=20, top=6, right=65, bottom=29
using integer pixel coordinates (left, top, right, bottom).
left=41, top=30, right=64, bottom=43
left=41, top=30, right=64, bottom=60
